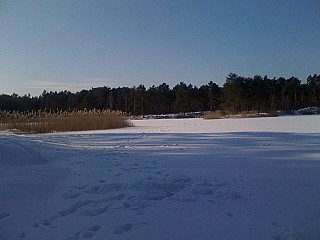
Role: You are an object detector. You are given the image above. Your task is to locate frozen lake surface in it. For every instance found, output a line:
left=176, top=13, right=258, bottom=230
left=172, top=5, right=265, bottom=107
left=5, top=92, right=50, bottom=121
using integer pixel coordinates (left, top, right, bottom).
left=1, top=115, right=320, bottom=239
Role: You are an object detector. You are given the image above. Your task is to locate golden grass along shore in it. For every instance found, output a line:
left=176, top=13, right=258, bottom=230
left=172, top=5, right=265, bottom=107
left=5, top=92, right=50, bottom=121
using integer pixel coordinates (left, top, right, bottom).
left=0, top=109, right=131, bottom=133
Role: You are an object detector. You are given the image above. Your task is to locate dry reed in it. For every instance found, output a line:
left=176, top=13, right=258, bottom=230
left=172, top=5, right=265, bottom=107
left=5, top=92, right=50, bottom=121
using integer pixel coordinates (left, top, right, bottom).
left=203, top=111, right=224, bottom=120
left=0, top=109, right=131, bottom=133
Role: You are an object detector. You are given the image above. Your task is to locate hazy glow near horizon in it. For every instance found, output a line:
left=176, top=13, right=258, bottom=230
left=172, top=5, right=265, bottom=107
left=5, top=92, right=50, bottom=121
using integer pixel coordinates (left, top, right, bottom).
left=1, top=0, right=319, bottom=96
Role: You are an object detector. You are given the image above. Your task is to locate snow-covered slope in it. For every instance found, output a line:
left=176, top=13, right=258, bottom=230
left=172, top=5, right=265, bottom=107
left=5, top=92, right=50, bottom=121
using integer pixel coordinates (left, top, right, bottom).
left=1, top=115, right=320, bottom=239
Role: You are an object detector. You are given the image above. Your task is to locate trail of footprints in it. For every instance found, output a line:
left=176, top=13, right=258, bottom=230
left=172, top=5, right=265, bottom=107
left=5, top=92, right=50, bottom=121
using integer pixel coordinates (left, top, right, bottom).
left=12, top=135, right=302, bottom=239
left=26, top=163, right=250, bottom=239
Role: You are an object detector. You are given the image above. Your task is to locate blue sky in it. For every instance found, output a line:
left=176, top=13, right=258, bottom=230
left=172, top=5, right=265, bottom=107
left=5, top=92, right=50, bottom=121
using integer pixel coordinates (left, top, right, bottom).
left=1, top=0, right=319, bottom=96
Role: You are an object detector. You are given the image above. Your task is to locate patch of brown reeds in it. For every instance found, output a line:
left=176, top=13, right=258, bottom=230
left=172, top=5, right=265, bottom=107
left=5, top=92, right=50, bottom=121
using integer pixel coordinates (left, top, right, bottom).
left=0, top=109, right=132, bottom=133
left=203, top=111, right=225, bottom=120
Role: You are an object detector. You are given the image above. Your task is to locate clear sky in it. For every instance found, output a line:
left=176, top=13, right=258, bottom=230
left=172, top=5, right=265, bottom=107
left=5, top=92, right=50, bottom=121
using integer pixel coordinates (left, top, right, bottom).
left=1, top=0, right=319, bottom=96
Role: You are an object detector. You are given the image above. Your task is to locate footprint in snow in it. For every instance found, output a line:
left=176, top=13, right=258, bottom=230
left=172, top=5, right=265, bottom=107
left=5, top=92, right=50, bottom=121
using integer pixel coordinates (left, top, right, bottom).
left=155, top=170, right=165, bottom=175
left=0, top=212, right=10, bottom=220
left=18, top=231, right=26, bottom=238
left=72, top=185, right=88, bottom=190
left=61, top=191, right=81, bottom=199
left=90, top=185, right=100, bottom=193
left=271, top=222, right=304, bottom=240
left=84, top=206, right=109, bottom=217
left=113, top=223, right=136, bottom=235
left=38, top=218, right=57, bottom=229
left=32, top=199, right=94, bottom=231
left=69, top=225, right=102, bottom=240
left=225, top=212, right=234, bottom=218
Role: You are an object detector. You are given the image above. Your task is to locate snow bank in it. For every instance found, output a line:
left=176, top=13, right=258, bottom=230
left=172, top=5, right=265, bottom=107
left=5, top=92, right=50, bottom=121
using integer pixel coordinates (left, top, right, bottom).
left=0, top=138, right=41, bottom=166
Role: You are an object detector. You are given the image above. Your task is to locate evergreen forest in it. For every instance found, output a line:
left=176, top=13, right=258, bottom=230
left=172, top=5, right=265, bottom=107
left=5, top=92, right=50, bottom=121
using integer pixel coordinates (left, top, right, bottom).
left=1, top=73, right=320, bottom=115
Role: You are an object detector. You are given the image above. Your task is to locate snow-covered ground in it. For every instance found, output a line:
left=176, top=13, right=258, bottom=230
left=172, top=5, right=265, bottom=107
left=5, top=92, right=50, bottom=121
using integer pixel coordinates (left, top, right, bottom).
left=1, top=115, right=320, bottom=240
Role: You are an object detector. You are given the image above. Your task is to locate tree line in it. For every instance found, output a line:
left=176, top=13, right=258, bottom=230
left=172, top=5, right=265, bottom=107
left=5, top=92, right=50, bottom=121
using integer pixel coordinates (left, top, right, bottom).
left=1, top=73, right=319, bottom=115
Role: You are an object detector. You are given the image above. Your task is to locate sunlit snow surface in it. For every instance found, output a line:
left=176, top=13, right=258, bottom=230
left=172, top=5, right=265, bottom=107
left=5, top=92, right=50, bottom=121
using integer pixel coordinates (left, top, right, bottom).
left=1, top=115, right=320, bottom=240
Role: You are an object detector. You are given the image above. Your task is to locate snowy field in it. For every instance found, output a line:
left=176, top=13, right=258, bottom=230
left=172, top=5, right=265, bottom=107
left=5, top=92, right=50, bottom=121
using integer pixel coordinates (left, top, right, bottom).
left=1, top=115, right=320, bottom=240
